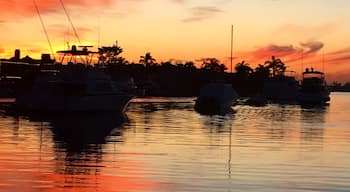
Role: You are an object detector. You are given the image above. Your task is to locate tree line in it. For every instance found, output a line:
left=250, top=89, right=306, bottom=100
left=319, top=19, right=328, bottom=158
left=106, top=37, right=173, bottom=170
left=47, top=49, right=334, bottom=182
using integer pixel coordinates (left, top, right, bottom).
left=97, top=43, right=291, bottom=96
left=2, top=42, right=348, bottom=97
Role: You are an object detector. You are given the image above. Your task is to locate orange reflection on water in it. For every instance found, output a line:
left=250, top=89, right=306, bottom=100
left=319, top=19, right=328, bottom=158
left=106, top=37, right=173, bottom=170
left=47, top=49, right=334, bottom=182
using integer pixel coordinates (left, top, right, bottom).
left=0, top=114, right=173, bottom=192
left=0, top=150, right=170, bottom=192
left=43, top=174, right=162, bottom=192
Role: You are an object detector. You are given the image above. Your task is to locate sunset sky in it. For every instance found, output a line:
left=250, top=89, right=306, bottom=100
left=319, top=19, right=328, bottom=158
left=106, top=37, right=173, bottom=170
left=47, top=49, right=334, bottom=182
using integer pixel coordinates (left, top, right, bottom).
left=1, top=0, right=350, bottom=82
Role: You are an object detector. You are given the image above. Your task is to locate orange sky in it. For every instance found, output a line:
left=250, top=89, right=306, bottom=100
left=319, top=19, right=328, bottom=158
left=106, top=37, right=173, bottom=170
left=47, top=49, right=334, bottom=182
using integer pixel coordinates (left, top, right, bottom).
left=1, top=0, right=350, bottom=82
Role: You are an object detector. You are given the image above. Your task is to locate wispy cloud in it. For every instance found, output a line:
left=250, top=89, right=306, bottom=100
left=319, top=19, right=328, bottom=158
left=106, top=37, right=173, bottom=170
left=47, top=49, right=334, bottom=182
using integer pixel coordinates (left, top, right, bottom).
left=182, top=6, right=223, bottom=22
left=0, top=0, right=113, bottom=20
left=275, top=17, right=344, bottom=38
left=300, top=41, right=324, bottom=54
left=326, top=48, right=350, bottom=64
left=241, top=40, right=325, bottom=63
left=172, top=0, right=185, bottom=4
left=249, top=44, right=301, bottom=60
left=48, top=24, right=94, bottom=40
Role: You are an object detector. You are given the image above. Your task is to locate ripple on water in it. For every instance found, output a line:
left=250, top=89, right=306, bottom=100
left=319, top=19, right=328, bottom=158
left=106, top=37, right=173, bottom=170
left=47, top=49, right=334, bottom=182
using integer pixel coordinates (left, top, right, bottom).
left=0, top=94, right=350, bottom=191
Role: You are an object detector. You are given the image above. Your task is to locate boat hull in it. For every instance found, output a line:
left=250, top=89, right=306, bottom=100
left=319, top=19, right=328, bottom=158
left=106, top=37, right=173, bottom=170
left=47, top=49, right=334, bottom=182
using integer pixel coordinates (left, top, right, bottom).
left=298, top=92, right=330, bottom=104
left=195, top=83, right=238, bottom=115
left=195, top=96, right=234, bottom=115
left=263, top=76, right=299, bottom=102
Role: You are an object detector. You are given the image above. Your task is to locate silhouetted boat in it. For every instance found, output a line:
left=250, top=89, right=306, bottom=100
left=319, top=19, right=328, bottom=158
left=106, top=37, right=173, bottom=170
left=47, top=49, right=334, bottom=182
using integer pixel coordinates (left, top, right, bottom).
left=263, top=71, right=299, bottom=102
left=245, top=93, right=268, bottom=107
left=195, top=25, right=238, bottom=115
left=298, top=68, right=330, bottom=104
left=15, top=46, right=133, bottom=113
left=195, top=83, right=238, bottom=115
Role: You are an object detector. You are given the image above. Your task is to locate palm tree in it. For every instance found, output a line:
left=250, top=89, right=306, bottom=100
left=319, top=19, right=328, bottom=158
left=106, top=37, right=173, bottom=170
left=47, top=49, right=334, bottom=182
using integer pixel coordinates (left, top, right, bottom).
left=139, top=52, right=156, bottom=67
left=254, top=64, right=270, bottom=79
left=264, top=56, right=286, bottom=77
left=98, top=42, right=123, bottom=65
left=200, top=58, right=225, bottom=72
left=219, top=64, right=228, bottom=72
left=184, top=61, right=196, bottom=70
left=235, top=60, right=253, bottom=78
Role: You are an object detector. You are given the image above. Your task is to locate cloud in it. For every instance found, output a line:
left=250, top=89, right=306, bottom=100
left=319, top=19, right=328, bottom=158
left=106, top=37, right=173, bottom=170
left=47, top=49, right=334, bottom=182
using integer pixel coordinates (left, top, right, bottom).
left=326, top=48, right=350, bottom=64
left=242, top=40, right=324, bottom=63
left=48, top=24, right=94, bottom=39
left=172, top=0, right=185, bottom=4
left=250, top=44, right=301, bottom=60
left=327, top=47, right=350, bottom=56
left=182, top=6, right=223, bottom=22
left=0, top=0, right=113, bottom=19
left=276, top=21, right=340, bottom=37
left=0, top=47, right=5, bottom=54
left=300, top=41, right=324, bottom=54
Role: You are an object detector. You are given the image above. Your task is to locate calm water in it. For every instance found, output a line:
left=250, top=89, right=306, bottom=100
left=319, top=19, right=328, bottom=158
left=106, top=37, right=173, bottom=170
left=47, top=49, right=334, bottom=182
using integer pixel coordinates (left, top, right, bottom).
left=1, top=93, right=350, bottom=192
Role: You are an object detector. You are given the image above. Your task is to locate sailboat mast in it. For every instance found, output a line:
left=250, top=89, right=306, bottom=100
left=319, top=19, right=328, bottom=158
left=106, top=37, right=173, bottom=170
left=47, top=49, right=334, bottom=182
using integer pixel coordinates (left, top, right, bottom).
left=230, top=25, right=233, bottom=73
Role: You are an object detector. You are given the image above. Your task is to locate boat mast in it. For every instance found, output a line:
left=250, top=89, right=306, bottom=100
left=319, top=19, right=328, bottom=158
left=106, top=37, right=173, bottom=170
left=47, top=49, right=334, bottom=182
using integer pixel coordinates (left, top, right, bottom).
left=230, top=25, right=233, bottom=73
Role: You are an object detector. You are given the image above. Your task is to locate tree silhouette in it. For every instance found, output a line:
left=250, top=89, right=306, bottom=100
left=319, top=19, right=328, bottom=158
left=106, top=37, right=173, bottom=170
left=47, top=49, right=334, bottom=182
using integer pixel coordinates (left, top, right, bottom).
left=184, top=61, right=196, bottom=70
left=98, top=42, right=126, bottom=65
left=235, top=60, right=253, bottom=78
left=264, top=56, right=286, bottom=77
left=139, top=52, right=156, bottom=67
left=254, top=64, right=270, bottom=79
left=200, top=58, right=226, bottom=72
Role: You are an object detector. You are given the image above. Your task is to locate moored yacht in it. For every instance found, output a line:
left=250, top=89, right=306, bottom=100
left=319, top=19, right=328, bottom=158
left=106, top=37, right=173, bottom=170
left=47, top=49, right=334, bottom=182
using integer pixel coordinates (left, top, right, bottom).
left=15, top=46, right=133, bottom=113
left=263, top=71, right=300, bottom=102
left=298, top=68, right=330, bottom=104
left=195, top=82, right=239, bottom=115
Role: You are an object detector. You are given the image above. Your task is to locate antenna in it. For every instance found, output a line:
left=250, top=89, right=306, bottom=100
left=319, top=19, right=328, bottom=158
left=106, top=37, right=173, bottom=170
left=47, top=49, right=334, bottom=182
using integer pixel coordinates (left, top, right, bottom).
left=230, top=25, right=233, bottom=73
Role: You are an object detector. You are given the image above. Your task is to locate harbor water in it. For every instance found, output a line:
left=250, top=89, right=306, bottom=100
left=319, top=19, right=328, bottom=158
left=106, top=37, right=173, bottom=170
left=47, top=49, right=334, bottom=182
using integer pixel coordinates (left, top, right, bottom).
left=0, top=93, right=350, bottom=192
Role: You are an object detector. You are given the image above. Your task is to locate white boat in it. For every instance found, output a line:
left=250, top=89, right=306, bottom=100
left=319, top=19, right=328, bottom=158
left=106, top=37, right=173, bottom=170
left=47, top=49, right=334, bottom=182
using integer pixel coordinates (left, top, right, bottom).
left=15, top=64, right=132, bottom=113
left=195, top=83, right=239, bottom=115
left=298, top=68, right=330, bottom=104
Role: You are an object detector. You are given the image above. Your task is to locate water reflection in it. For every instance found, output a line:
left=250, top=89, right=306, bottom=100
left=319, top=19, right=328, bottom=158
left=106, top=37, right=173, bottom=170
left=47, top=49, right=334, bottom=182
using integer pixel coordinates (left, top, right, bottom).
left=1, top=95, right=350, bottom=192
left=30, top=113, right=127, bottom=187
left=300, top=105, right=328, bottom=150
left=51, top=113, right=126, bottom=151
left=200, top=114, right=234, bottom=133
